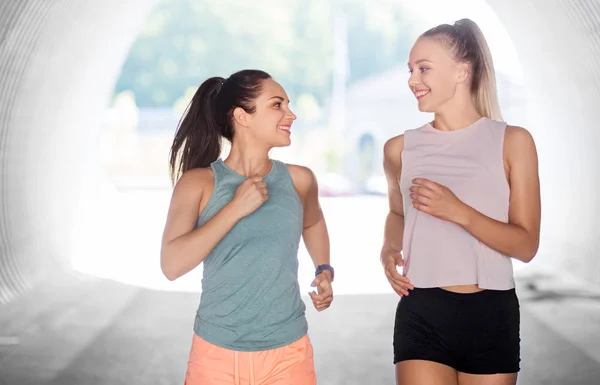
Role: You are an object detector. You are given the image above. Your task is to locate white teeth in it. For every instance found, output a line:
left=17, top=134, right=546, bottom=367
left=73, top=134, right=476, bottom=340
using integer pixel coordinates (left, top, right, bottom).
left=414, top=90, right=429, bottom=97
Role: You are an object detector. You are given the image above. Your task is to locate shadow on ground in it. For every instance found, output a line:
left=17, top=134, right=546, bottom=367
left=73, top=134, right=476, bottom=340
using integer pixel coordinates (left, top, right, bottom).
left=0, top=268, right=599, bottom=384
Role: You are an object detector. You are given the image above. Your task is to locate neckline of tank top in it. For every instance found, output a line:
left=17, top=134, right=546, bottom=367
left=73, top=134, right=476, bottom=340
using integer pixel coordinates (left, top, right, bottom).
left=216, top=158, right=277, bottom=181
left=423, top=117, right=488, bottom=134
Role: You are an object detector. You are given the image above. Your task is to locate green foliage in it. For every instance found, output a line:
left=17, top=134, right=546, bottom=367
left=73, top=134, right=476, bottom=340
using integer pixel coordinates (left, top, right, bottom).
left=113, top=0, right=416, bottom=108
left=324, top=146, right=341, bottom=173
left=341, top=0, right=416, bottom=82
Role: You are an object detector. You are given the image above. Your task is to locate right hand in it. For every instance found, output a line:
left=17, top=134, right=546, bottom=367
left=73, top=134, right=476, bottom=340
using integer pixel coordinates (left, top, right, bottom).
left=230, top=176, right=269, bottom=218
left=381, top=248, right=414, bottom=296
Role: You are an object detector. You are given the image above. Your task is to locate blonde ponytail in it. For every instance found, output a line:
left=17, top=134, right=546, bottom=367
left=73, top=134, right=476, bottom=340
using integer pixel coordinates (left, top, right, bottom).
left=455, top=19, right=502, bottom=120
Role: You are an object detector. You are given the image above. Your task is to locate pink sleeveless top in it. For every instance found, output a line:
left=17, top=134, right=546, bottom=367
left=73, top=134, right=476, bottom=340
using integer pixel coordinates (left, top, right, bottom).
left=399, top=117, right=515, bottom=290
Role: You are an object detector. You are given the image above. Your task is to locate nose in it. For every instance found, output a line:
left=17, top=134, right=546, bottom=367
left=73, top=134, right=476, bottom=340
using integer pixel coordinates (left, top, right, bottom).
left=288, top=109, right=297, bottom=121
left=408, top=73, right=420, bottom=88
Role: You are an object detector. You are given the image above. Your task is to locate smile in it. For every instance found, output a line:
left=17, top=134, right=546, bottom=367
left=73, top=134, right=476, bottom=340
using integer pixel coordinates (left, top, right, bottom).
left=414, top=90, right=430, bottom=99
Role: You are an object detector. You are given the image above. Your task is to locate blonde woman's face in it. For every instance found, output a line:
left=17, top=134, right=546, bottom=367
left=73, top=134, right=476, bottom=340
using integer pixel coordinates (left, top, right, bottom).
left=407, top=37, right=468, bottom=113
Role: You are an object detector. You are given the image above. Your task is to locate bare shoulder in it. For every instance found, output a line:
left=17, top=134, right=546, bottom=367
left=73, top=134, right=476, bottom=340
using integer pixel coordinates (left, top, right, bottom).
left=383, top=134, right=404, bottom=172
left=285, top=163, right=317, bottom=197
left=504, top=125, right=538, bottom=164
left=505, top=125, right=535, bottom=144
left=384, top=134, right=405, bottom=155
left=285, top=163, right=316, bottom=185
left=172, top=167, right=214, bottom=201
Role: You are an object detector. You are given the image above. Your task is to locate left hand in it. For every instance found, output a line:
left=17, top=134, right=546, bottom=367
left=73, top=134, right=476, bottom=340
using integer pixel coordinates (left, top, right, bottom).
left=409, top=178, right=468, bottom=223
left=309, top=271, right=333, bottom=312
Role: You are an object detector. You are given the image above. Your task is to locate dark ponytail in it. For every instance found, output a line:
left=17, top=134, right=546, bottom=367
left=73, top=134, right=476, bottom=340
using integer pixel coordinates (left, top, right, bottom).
left=169, top=69, right=272, bottom=184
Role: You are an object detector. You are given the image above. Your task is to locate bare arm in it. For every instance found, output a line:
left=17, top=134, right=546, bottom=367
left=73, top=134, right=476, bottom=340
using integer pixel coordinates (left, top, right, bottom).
left=160, top=168, right=269, bottom=281
left=160, top=169, right=242, bottom=280
left=288, top=165, right=333, bottom=311
left=381, top=135, right=406, bottom=260
left=288, top=165, right=330, bottom=273
left=456, top=126, right=541, bottom=262
left=381, top=135, right=414, bottom=296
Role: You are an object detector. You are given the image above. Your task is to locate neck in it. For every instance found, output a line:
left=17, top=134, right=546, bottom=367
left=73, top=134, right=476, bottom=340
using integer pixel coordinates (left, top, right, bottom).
left=433, top=96, right=482, bottom=131
left=225, top=141, right=272, bottom=177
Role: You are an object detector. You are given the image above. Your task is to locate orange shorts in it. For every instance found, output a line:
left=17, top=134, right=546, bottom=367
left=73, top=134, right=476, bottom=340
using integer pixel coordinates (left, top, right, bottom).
left=184, top=333, right=316, bottom=385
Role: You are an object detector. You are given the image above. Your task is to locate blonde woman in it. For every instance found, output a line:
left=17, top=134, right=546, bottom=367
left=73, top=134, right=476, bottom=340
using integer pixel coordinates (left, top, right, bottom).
left=381, top=19, right=541, bottom=385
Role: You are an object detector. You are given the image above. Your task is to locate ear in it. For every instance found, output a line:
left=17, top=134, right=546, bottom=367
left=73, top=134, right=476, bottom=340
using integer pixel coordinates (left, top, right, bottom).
left=456, top=61, right=470, bottom=84
left=232, top=106, right=250, bottom=127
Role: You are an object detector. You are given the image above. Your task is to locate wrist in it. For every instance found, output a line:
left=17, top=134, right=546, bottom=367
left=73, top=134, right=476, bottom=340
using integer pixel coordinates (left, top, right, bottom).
left=318, top=269, right=333, bottom=282
left=380, top=249, right=389, bottom=264
left=454, top=202, right=473, bottom=227
left=380, top=245, right=397, bottom=262
left=223, top=201, right=245, bottom=221
left=315, top=264, right=334, bottom=282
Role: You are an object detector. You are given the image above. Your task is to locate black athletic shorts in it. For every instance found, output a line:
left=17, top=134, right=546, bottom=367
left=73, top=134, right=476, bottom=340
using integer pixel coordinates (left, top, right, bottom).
left=393, top=287, right=520, bottom=374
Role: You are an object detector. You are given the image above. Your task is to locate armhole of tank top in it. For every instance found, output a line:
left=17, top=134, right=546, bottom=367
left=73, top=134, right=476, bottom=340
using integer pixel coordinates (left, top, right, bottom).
left=278, top=161, right=305, bottom=208
left=197, top=162, right=220, bottom=223
left=399, top=129, right=411, bottom=188
left=499, top=122, right=511, bottom=189
left=400, top=130, right=411, bottom=162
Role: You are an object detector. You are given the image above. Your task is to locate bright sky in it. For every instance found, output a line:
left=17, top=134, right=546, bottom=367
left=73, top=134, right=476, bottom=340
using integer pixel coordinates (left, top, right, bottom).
left=398, top=0, right=524, bottom=84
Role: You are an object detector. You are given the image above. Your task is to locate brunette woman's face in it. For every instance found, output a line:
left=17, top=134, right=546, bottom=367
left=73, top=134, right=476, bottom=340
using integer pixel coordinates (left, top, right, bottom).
left=241, top=79, right=297, bottom=148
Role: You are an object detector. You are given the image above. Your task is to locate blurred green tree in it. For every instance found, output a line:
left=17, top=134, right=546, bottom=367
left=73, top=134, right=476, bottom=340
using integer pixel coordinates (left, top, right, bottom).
left=113, top=0, right=416, bottom=109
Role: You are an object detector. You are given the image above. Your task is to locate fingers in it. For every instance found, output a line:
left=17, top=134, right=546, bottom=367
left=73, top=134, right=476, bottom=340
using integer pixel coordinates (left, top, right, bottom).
left=382, top=250, right=404, bottom=266
left=317, top=278, right=330, bottom=292
left=384, top=265, right=414, bottom=296
left=411, top=178, right=441, bottom=191
left=385, top=273, right=413, bottom=296
left=384, top=268, right=414, bottom=289
left=408, top=185, right=435, bottom=200
left=309, top=289, right=333, bottom=304
left=412, top=201, right=431, bottom=214
left=409, top=194, right=431, bottom=208
left=249, top=179, right=268, bottom=200
left=384, top=261, right=410, bottom=283
left=311, top=273, right=328, bottom=288
left=310, top=276, right=330, bottom=294
left=309, top=290, right=333, bottom=312
left=381, top=251, right=413, bottom=297
left=315, top=278, right=333, bottom=297
left=309, top=278, right=333, bottom=312
left=389, top=280, right=412, bottom=297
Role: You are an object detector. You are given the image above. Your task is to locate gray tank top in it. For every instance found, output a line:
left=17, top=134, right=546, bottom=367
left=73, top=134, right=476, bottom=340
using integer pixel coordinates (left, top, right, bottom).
left=193, top=158, right=307, bottom=351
